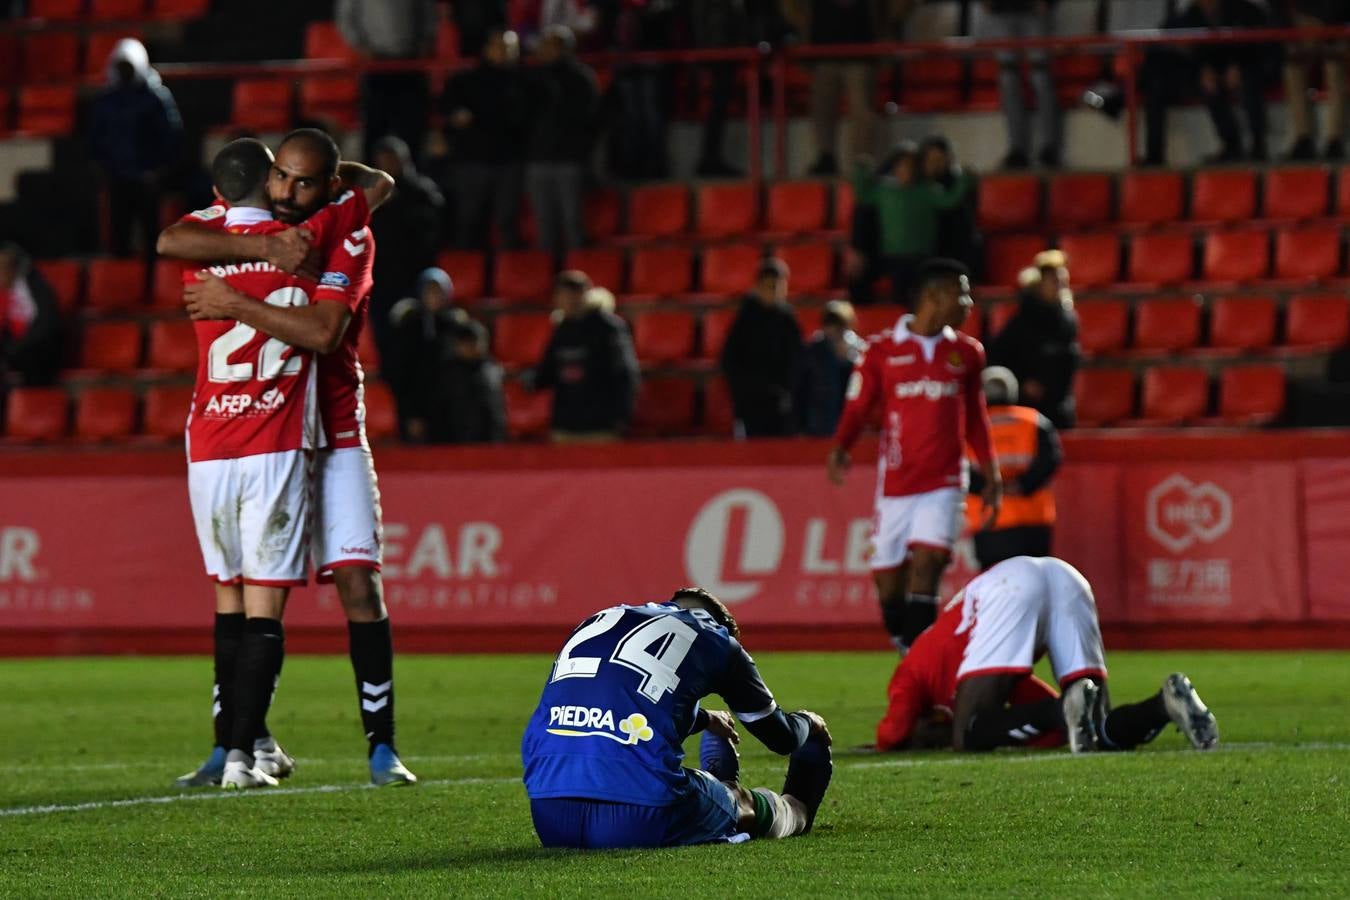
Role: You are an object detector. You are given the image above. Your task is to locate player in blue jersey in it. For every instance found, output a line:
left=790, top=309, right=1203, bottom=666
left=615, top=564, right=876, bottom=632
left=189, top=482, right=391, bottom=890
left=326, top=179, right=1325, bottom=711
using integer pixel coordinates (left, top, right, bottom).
left=521, top=588, right=834, bottom=849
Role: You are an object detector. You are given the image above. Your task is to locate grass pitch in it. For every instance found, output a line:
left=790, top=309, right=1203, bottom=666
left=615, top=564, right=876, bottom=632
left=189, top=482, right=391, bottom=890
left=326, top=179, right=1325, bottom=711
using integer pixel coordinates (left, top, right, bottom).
left=2, top=650, right=1347, bottom=897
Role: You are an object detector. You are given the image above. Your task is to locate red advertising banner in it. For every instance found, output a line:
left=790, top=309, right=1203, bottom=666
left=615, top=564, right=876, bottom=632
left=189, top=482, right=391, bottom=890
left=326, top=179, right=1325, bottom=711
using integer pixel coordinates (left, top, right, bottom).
left=1300, top=459, right=1350, bottom=621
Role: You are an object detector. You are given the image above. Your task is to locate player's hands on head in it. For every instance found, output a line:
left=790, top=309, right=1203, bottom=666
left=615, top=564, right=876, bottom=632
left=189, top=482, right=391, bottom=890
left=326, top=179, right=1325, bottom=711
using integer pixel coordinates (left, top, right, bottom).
left=705, top=709, right=741, bottom=746
left=797, top=710, right=832, bottom=746
left=826, top=447, right=850, bottom=486
left=265, top=227, right=319, bottom=279
left=184, top=272, right=239, bottom=320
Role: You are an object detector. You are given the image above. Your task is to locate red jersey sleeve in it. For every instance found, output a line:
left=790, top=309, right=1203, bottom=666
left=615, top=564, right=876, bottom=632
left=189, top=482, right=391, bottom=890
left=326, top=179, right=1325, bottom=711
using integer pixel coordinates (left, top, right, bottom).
left=875, top=660, right=927, bottom=751
left=963, top=339, right=994, bottom=465
left=178, top=203, right=228, bottom=229
left=832, top=340, right=883, bottom=451
left=301, top=189, right=372, bottom=310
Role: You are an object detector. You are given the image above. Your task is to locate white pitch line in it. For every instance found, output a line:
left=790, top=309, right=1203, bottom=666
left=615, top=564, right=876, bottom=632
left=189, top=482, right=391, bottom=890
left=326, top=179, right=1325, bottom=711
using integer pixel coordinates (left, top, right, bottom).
left=6, top=752, right=510, bottom=775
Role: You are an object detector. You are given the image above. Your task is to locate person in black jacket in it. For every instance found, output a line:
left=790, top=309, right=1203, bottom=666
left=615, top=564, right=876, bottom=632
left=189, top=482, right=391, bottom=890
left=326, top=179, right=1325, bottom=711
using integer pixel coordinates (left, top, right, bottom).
left=986, top=249, right=1081, bottom=429
left=524, top=26, right=599, bottom=255
left=920, top=136, right=980, bottom=276
left=797, top=299, right=865, bottom=436
left=435, top=320, right=508, bottom=444
left=441, top=28, right=529, bottom=248
left=387, top=267, right=467, bottom=442
left=0, top=243, right=63, bottom=387
left=532, top=271, right=639, bottom=441
left=721, top=257, right=804, bottom=438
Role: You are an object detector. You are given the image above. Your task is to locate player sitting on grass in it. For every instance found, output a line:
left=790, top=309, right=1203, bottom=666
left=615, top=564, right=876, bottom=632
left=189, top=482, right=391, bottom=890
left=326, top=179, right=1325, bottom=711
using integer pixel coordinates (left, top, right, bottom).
left=521, top=588, right=833, bottom=849
left=874, top=555, right=1219, bottom=754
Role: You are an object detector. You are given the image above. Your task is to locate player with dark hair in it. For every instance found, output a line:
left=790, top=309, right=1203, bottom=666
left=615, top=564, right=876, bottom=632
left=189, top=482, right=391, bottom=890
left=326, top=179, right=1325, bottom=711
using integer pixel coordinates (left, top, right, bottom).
left=874, top=556, right=1219, bottom=755
left=160, top=129, right=416, bottom=787
left=828, top=258, right=1001, bottom=654
left=521, top=588, right=834, bottom=849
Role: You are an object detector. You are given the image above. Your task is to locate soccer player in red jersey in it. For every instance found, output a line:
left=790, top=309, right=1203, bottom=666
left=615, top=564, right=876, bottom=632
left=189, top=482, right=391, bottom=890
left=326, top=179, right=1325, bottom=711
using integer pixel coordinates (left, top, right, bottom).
left=827, top=258, right=1001, bottom=654
left=160, top=129, right=415, bottom=786
left=875, top=556, right=1219, bottom=754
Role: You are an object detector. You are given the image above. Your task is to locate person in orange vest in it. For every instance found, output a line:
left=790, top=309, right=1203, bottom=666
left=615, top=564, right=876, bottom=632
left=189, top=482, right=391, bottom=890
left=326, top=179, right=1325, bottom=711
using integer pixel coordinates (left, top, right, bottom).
left=966, top=366, right=1062, bottom=570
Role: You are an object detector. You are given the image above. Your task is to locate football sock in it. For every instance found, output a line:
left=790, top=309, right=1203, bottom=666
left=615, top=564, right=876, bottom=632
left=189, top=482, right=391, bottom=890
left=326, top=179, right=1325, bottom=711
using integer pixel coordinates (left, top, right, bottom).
left=230, top=617, right=284, bottom=755
left=349, top=617, right=395, bottom=756
left=750, top=788, right=807, bottom=839
left=964, top=699, right=1062, bottom=752
left=255, top=634, right=283, bottom=743
left=880, top=601, right=907, bottom=650
left=781, top=737, right=832, bottom=833
left=900, top=593, right=939, bottom=648
left=700, top=730, right=739, bottom=783
left=1098, top=692, right=1169, bottom=750
left=212, top=613, right=245, bottom=749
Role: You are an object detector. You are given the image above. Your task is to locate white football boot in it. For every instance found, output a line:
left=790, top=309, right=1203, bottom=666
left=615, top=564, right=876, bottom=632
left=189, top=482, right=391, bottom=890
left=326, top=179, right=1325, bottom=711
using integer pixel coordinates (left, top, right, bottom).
left=221, top=750, right=280, bottom=790
left=1162, top=673, right=1219, bottom=750
left=253, top=737, right=295, bottom=780
left=1061, top=679, right=1100, bottom=754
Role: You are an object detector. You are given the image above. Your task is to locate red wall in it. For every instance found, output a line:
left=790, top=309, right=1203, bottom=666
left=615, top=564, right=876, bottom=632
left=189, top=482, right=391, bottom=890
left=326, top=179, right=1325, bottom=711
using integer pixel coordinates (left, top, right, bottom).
left=3, top=431, right=1350, bottom=654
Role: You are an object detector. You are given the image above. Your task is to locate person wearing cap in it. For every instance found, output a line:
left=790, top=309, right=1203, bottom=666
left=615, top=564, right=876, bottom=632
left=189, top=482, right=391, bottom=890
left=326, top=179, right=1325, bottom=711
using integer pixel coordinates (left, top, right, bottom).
left=388, top=267, right=476, bottom=442
left=966, top=366, right=1062, bottom=570
left=986, top=249, right=1080, bottom=429
left=721, top=257, right=805, bottom=438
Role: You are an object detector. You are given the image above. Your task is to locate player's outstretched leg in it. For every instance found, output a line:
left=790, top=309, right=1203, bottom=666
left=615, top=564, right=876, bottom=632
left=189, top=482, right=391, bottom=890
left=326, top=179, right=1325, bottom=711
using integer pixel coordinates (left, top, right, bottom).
left=1161, top=672, right=1219, bottom=750
left=700, top=730, right=739, bottom=783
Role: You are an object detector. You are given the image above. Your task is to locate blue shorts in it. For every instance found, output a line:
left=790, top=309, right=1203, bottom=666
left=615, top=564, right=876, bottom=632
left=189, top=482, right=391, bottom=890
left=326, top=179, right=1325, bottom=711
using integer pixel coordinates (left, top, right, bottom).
left=530, top=768, right=740, bottom=850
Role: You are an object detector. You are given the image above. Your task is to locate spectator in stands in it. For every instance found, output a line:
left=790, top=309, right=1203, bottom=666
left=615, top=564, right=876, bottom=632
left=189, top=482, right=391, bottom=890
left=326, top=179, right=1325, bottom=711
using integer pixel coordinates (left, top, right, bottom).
left=975, top=0, right=1061, bottom=169
left=690, top=0, right=749, bottom=177
left=88, top=38, right=182, bottom=261
left=453, top=0, right=508, bottom=56
left=441, top=28, right=529, bottom=249
left=0, top=243, right=62, bottom=388
left=920, top=135, right=980, bottom=274
left=797, top=299, right=865, bottom=436
left=1281, top=0, right=1349, bottom=160
left=337, top=0, right=438, bottom=164
left=438, top=319, right=509, bottom=443
left=848, top=142, right=973, bottom=305
left=1140, top=0, right=1271, bottom=165
left=532, top=271, right=640, bottom=441
left=540, top=0, right=601, bottom=47
left=987, top=249, right=1080, bottom=429
left=606, top=1, right=677, bottom=179
left=967, top=366, right=1061, bottom=570
left=387, top=267, right=465, bottom=441
left=369, top=136, right=445, bottom=365
left=524, top=26, right=599, bottom=255
left=721, top=257, right=804, bottom=437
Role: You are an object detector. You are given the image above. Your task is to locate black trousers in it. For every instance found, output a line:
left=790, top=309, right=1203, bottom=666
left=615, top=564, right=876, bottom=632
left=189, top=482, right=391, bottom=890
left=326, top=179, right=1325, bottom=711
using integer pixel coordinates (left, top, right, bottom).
left=362, top=71, right=430, bottom=163
left=974, top=525, right=1053, bottom=571
left=106, top=176, right=161, bottom=259
left=1141, top=50, right=1267, bottom=161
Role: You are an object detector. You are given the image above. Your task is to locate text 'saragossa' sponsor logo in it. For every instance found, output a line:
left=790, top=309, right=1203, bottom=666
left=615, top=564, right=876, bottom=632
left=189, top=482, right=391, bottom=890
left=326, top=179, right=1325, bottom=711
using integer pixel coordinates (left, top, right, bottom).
left=894, top=378, right=959, bottom=401
left=546, top=707, right=654, bottom=745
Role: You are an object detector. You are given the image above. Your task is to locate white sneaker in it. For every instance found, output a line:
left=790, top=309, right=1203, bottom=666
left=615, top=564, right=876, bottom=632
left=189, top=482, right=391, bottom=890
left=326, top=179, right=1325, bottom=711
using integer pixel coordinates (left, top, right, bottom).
left=1162, top=673, right=1219, bottom=751
left=1061, top=679, right=1100, bottom=754
left=221, top=752, right=279, bottom=790
left=253, top=739, right=295, bottom=780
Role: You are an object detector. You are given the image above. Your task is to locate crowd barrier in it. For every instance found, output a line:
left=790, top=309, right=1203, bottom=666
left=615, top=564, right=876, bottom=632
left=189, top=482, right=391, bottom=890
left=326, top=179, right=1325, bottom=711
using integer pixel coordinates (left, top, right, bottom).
left=2, top=430, right=1350, bottom=655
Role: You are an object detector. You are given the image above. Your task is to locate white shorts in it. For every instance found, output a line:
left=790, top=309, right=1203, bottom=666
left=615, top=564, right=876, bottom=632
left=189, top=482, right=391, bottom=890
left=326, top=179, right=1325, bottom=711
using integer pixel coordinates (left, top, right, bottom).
left=869, top=487, right=965, bottom=570
left=188, top=450, right=311, bottom=586
left=955, top=556, right=1108, bottom=686
left=312, top=446, right=383, bottom=582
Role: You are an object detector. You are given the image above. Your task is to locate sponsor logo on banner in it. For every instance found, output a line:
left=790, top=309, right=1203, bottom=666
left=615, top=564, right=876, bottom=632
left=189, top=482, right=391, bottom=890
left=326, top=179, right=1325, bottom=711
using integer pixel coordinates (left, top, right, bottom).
left=1143, top=474, right=1235, bottom=607
left=0, top=527, right=94, bottom=615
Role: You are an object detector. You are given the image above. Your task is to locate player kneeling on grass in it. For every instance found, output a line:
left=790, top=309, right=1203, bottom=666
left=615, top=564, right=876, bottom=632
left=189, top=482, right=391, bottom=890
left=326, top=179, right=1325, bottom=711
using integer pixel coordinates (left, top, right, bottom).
left=521, top=589, right=833, bottom=849
left=874, top=556, right=1219, bottom=754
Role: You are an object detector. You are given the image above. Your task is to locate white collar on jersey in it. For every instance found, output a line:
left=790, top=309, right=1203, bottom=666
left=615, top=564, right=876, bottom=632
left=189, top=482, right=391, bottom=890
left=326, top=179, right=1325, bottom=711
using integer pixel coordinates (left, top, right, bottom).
left=894, top=315, right=956, bottom=362
left=224, top=206, right=273, bottom=227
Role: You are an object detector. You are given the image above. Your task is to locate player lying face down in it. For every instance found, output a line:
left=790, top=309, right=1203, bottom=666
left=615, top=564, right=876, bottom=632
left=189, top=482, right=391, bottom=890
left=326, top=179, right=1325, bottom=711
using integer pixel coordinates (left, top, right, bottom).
left=521, top=588, right=834, bottom=849
left=875, top=556, right=1219, bottom=754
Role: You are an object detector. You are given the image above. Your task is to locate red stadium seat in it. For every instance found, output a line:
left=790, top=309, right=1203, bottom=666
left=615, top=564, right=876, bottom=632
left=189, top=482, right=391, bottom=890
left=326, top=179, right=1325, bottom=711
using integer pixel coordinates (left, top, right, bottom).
left=145, top=318, right=197, bottom=372
left=232, top=79, right=294, bottom=132
left=631, top=376, right=697, bottom=437
left=986, top=301, right=1016, bottom=341
left=151, top=259, right=191, bottom=309
left=1191, top=169, right=1256, bottom=223
left=22, top=33, right=80, bottom=83
left=776, top=243, right=834, bottom=295
left=1133, top=296, right=1201, bottom=353
left=900, top=57, right=963, bottom=110
left=141, top=384, right=191, bottom=440
left=1135, top=367, right=1209, bottom=425
left=699, top=308, right=737, bottom=360
left=1074, top=369, right=1135, bottom=427
left=766, top=181, right=829, bottom=234
left=148, top=0, right=211, bottom=19
left=632, top=310, right=697, bottom=364
left=629, top=246, right=693, bottom=297
left=17, top=85, right=76, bottom=137
left=583, top=188, right=622, bottom=242
left=1127, top=232, right=1194, bottom=285
left=304, top=21, right=360, bottom=61
left=854, top=305, right=905, bottom=340
left=1285, top=294, right=1350, bottom=350
left=977, top=175, right=1041, bottom=231
left=1047, top=173, right=1112, bottom=230
left=627, top=184, right=689, bottom=237
left=1263, top=167, right=1330, bottom=220
left=1205, top=295, right=1276, bottom=353
left=833, top=182, right=854, bottom=230
left=503, top=381, right=551, bottom=439
left=1056, top=232, right=1120, bottom=288
left=299, top=75, right=360, bottom=131
left=79, top=321, right=142, bottom=372
left=436, top=250, right=485, bottom=301
left=89, top=0, right=145, bottom=18
left=700, top=242, right=762, bottom=295
left=0, top=90, right=11, bottom=136
left=85, top=258, right=146, bottom=311
left=700, top=377, right=735, bottom=436
left=26, top=0, right=84, bottom=18
left=1337, top=166, right=1350, bottom=217
left=74, top=386, right=137, bottom=440
left=1213, top=365, right=1285, bottom=425
left=4, top=387, right=68, bottom=441
left=85, top=29, right=143, bottom=78
left=563, top=248, right=625, bottom=294
left=492, top=312, right=553, bottom=368
left=984, top=234, right=1045, bottom=287
left=1118, top=171, right=1184, bottom=226
left=34, top=259, right=84, bottom=313
left=1075, top=300, right=1129, bottom=355
left=492, top=250, right=554, bottom=304
left=1274, top=224, right=1340, bottom=281
left=695, top=183, right=758, bottom=237
left=361, top=380, right=398, bottom=441
left=1203, top=229, right=1270, bottom=283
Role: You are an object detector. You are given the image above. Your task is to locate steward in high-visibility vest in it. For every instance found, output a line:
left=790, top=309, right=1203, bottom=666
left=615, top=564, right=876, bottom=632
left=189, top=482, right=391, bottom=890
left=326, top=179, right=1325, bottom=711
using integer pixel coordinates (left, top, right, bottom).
left=967, top=367, right=1062, bottom=570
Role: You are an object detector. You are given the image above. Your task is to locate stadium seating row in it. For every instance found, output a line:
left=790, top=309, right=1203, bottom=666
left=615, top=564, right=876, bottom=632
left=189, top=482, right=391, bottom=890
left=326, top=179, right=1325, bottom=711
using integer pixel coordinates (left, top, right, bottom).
left=22, top=0, right=208, bottom=21
left=1075, top=365, right=1286, bottom=428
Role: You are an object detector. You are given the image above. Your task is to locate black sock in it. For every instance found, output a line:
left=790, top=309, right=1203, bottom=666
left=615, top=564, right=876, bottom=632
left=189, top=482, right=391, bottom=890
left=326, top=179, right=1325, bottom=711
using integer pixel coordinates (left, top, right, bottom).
left=901, top=593, right=939, bottom=648
left=255, top=637, right=283, bottom=744
left=964, top=699, right=1062, bottom=752
left=1099, top=692, right=1169, bottom=750
left=349, top=617, right=395, bottom=756
left=212, top=613, right=246, bottom=749
left=880, top=601, right=906, bottom=648
left=230, top=617, right=285, bottom=755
